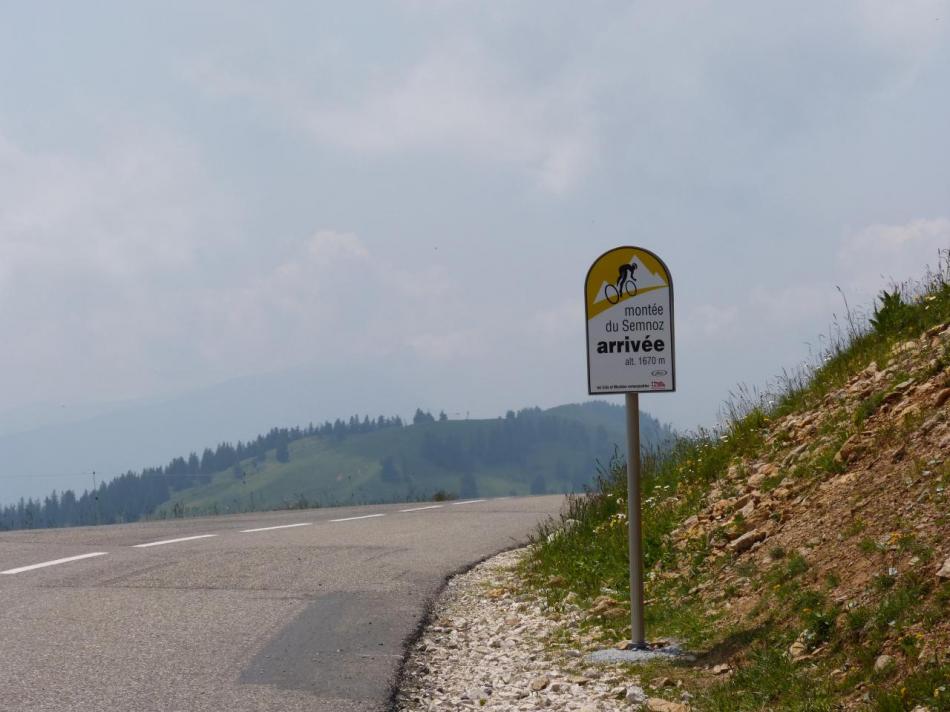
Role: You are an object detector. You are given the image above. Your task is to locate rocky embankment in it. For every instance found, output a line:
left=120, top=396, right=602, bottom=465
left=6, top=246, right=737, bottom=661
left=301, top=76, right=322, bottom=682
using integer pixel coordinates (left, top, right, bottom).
left=397, top=322, right=950, bottom=711
left=658, top=322, right=950, bottom=701
left=395, top=549, right=689, bottom=712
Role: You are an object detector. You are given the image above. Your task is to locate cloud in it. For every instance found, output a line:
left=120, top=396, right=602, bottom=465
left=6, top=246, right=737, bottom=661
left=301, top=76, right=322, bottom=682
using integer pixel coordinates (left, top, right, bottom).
left=187, top=41, right=596, bottom=194
left=0, top=115, right=487, bottom=407
left=857, top=0, right=949, bottom=59
left=839, top=217, right=950, bottom=292
left=0, top=128, right=235, bottom=293
left=680, top=304, right=740, bottom=342
left=0, top=127, right=241, bottom=399
left=702, top=218, right=949, bottom=338
left=181, top=0, right=950, bottom=201
left=306, top=230, right=369, bottom=263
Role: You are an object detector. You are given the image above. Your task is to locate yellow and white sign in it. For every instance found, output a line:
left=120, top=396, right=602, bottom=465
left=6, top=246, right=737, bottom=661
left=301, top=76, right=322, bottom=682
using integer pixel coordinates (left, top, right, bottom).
left=585, top=246, right=676, bottom=394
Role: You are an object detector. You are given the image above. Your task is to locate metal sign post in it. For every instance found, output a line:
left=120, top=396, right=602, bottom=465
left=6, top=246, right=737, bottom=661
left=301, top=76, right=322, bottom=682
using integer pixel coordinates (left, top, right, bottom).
left=625, top=392, right=645, bottom=646
left=585, top=246, right=675, bottom=649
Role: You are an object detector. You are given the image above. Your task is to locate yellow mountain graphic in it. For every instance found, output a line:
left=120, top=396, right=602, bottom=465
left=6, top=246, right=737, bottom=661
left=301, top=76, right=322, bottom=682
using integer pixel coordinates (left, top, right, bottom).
left=586, top=248, right=671, bottom=319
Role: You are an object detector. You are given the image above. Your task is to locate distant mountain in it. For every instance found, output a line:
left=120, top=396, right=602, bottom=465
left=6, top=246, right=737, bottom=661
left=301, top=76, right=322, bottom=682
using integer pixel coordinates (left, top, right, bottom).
left=0, top=402, right=673, bottom=530
left=0, top=361, right=428, bottom=506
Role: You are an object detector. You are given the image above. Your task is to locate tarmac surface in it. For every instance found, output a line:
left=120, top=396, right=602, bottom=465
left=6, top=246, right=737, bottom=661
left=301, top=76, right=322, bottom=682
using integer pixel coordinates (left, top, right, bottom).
left=0, top=495, right=565, bottom=712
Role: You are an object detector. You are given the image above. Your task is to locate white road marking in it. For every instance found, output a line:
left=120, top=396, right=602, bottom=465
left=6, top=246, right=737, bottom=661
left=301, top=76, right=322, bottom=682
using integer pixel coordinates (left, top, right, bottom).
left=399, top=505, right=444, bottom=513
left=1, top=552, right=108, bottom=575
left=240, top=522, right=313, bottom=533
left=452, top=499, right=487, bottom=505
left=330, top=513, right=386, bottom=523
left=132, top=534, right=218, bottom=548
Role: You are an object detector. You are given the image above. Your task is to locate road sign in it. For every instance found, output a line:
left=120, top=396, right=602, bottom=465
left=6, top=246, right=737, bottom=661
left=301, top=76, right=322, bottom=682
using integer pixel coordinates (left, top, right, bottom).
left=584, top=246, right=675, bottom=650
left=585, top=246, right=675, bottom=394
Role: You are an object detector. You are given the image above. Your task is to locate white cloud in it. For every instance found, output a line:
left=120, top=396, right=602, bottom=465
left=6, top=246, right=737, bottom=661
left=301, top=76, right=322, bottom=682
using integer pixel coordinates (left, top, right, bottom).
left=681, top=304, right=740, bottom=341
left=0, top=127, right=240, bottom=401
left=693, top=218, right=949, bottom=342
left=187, top=41, right=597, bottom=194
left=0, top=121, right=493, bottom=406
left=857, top=0, right=949, bottom=59
left=306, top=230, right=369, bottom=263
left=534, top=301, right=583, bottom=336
left=406, top=328, right=484, bottom=361
left=0, top=129, right=230, bottom=284
left=839, top=217, right=950, bottom=293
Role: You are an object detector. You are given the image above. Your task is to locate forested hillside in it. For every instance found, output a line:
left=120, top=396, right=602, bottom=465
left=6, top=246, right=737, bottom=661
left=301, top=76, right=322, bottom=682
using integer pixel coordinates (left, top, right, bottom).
left=0, top=402, right=672, bottom=530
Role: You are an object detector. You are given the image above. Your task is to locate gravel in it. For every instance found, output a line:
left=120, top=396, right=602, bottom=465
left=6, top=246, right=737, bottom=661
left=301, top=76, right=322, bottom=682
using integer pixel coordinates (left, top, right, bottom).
left=395, top=547, right=689, bottom=711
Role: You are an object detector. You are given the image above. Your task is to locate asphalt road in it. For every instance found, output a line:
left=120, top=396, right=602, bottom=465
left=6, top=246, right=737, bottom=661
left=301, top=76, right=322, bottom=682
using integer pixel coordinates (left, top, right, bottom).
left=0, top=495, right=565, bottom=712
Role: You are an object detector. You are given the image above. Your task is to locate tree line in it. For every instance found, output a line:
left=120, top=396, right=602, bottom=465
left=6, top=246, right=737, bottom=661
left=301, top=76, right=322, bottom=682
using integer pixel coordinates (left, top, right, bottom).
left=0, top=414, right=405, bottom=531
left=379, top=405, right=672, bottom=499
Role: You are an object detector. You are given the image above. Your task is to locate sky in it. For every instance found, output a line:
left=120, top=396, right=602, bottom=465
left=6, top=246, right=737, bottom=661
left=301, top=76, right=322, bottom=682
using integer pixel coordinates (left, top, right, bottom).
left=1, top=1, right=949, bottom=483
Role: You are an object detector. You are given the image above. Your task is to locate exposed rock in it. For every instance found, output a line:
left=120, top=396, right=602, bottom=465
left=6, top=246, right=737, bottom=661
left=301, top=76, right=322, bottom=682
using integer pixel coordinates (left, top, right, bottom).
left=874, top=654, right=894, bottom=673
left=747, top=472, right=767, bottom=489
left=936, top=556, right=950, bottom=580
left=729, top=528, right=766, bottom=553
left=918, top=644, right=938, bottom=666
left=645, top=698, right=689, bottom=712
left=893, top=377, right=916, bottom=392
left=626, top=685, right=649, bottom=704
left=530, top=675, right=550, bottom=691
left=835, top=435, right=865, bottom=464
left=788, top=639, right=808, bottom=661
left=738, top=499, right=756, bottom=519
left=589, top=595, right=622, bottom=616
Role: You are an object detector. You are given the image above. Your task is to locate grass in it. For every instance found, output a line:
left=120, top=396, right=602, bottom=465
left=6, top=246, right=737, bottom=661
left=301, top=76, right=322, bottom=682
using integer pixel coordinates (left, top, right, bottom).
left=523, top=413, right=767, bottom=647
left=703, top=643, right=835, bottom=711
left=521, top=253, right=950, bottom=710
left=854, top=390, right=887, bottom=425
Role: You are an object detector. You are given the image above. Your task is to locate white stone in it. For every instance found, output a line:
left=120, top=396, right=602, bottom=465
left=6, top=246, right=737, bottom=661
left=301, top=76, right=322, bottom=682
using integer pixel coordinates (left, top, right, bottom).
left=625, top=685, right=648, bottom=705
left=395, top=547, right=645, bottom=712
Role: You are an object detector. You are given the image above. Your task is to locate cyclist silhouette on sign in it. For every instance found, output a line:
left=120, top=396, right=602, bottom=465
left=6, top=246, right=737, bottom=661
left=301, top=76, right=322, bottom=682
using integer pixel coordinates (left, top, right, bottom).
left=604, top=262, right=638, bottom=304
